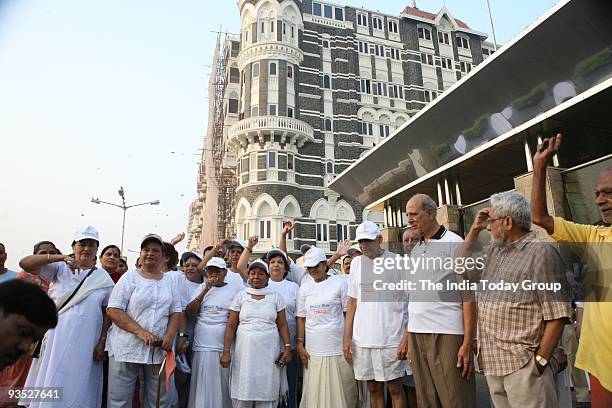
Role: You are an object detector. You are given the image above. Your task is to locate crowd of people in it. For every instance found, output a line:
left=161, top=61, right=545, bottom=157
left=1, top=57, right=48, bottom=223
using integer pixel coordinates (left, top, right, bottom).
left=0, top=134, right=610, bottom=408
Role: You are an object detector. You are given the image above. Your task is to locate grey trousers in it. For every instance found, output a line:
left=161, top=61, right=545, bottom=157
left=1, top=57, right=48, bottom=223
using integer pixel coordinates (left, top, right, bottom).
left=108, top=356, right=170, bottom=408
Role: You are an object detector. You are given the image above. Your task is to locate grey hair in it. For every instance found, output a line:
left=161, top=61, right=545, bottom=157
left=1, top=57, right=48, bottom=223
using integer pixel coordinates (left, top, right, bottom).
left=489, top=191, right=531, bottom=231
left=421, top=195, right=438, bottom=215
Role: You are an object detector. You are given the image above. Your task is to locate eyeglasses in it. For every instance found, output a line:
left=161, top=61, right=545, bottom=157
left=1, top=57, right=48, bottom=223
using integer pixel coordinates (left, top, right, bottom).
left=486, top=217, right=503, bottom=224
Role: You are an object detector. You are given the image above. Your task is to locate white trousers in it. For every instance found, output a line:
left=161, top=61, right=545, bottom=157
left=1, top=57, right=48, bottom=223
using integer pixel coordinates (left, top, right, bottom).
left=108, top=356, right=170, bottom=408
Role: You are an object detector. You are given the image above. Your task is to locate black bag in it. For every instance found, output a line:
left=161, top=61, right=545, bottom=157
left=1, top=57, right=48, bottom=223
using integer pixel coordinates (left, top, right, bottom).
left=31, top=267, right=96, bottom=358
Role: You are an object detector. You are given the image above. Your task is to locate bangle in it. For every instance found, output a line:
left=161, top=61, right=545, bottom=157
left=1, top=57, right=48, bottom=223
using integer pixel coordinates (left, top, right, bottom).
left=245, top=247, right=252, bottom=252
left=297, top=337, right=305, bottom=343
left=284, top=343, right=291, bottom=348
left=195, top=297, right=203, bottom=303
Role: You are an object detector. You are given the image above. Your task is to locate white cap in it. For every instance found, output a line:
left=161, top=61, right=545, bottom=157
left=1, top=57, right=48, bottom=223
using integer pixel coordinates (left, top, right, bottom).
left=355, top=221, right=381, bottom=241
left=228, top=240, right=246, bottom=249
left=248, top=259, right=269, bottom=275
left=140, top=233, right=164, bottom=249
left=303, top=246, right=327, bottom=268
left=205, top=257, right=227, bottom=270
left=73, top=226, right=99, bottom=243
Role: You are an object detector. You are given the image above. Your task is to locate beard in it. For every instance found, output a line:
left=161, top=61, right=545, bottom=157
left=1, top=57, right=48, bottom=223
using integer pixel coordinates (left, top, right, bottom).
left=490, top=232, right=506, bottom=247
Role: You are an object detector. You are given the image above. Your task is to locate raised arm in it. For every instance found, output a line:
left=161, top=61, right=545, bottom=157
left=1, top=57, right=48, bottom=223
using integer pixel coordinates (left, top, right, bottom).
left=531, top=134, right=562, bottom=235
left=197, top=239, right=230, bottom=270
left=327, top=239, right=352, bottom=268
left=279, top=221, right=294, bottom=254
left=169, top=232, right=186, bottom=246
left=236, top=236, right=258, bottom=280
left=20, top=254, right=71, bottom=275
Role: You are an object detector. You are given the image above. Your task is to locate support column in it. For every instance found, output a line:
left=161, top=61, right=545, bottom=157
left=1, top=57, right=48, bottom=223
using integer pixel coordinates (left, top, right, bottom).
left=437, top=205, right=462, bottom=235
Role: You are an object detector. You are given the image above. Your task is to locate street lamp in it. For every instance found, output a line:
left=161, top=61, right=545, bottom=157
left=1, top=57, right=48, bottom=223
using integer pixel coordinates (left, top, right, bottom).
left=91, top=186, right=160, bottom=253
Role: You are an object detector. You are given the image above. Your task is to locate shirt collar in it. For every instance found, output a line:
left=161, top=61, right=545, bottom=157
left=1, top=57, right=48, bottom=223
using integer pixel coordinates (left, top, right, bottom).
left=510, top=231, right=535, bottom=250
left=419, top=225, right=447, bottom=244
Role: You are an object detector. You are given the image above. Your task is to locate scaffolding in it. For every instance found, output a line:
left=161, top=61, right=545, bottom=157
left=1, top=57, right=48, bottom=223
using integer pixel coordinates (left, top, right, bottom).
left=210, top=33, right=237, bottom=241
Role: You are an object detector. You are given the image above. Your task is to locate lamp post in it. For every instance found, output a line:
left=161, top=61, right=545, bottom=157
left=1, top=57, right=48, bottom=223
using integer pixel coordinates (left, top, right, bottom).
left=91, top=186, right=160, bottom=253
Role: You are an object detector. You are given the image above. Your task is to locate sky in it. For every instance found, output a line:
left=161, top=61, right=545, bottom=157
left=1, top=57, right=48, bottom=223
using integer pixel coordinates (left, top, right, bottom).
left=0, top=0, right=559, bottom=270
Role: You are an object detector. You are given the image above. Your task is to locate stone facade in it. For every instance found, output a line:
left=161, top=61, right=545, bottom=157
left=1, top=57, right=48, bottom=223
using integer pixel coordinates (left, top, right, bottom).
left=192, top=0, right=495, bottom=255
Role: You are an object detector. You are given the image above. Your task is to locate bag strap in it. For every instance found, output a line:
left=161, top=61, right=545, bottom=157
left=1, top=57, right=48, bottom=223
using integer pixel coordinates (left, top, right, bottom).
left=57, top=266, right=96, bottom=312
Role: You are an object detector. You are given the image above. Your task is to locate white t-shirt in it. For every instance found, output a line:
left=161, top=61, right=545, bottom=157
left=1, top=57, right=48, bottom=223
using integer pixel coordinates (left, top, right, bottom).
left=107, top=270, right=182, bottom=364
left=297, top=274, right=347, bottom=356
left=267, top=279, right=298, bottom=347
left=348, top=251, right=408, bottom=348
left=192, top=283, right=244, bottom=352
left=226, top=269, right=247, bottom=289
left=286, top=263, right=310, bottom=286
left=407, top=228, right=465, bottom=335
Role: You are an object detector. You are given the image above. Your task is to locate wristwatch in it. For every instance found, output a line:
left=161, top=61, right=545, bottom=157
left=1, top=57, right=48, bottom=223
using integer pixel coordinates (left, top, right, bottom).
left=535, top=354, right=548, bottom=367
left=178, top=332, right=189, bottom=339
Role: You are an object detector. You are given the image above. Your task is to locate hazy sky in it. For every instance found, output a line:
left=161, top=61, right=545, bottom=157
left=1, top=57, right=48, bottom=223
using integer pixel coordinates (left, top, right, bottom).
left=0, top=0, right=559, bottom=270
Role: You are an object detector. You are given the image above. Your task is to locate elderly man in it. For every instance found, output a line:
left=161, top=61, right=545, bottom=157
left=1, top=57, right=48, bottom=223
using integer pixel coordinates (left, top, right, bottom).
left=400, top=194, right=475, bottom=407
left=458, top=191, right=572, bottom=407
left=402, top=227, right=421, bottom=256
left=343, top=221, right=408, bottom=408
left=531, top=133, right=612, bottom=406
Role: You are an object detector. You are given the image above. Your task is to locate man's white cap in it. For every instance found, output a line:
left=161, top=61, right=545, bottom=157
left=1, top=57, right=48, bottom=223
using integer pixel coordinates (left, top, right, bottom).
left=355, top=221, right=381, bottom=241
left=205, top=257, right=227, bottom=270
left=73, top=226, right=99, bottom=243
left=303, top=246, right=327, bottom=268
left=248, top=259, right=269, bottom=275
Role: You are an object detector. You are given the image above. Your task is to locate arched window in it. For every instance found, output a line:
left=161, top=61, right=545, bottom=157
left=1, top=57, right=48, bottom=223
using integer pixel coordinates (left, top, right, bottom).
left=324, top=118, right=332, bottom=132
left=326, top=162, right=333, bottom=174
left=269, top=62, right=277, bottom=76
left=323, top=75, right=331, bottom=89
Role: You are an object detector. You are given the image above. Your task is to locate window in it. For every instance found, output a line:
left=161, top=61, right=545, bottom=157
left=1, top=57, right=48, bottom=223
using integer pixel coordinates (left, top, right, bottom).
left=379, top=124, right=390, bottom=137
left=324, top=5, right=332, bottom=18
left=359, top=79, right=371, bottom=94
left=357, top=13, right=367, bottom=26
left=373, top=44, right=385, bottom=57
left=270, top=21, right=275, bottom=32
left=269, top=104, right=277, bottom=116
left=322, top=39, right=330, bottom=48
left=459, top=61, right=472, bottom=73
left=418, top=26, right=432, bottom=41
left=457, top=36, right=470, bottom=50
left=324, top=118, right=332, bottom=132
left=335, top=8, right=344, bottom=21
left=326, top=162, right=333, bottom=174
left=287, top=65, right=293, bottom=79
left=287, top=153, right=294, bottom=170
left=323, top=75, right=331, bottom=89
left=251, top=106, right=259, bottom=117
left=229, top=67, right=240, bottom=83
left=287, top=107, right=294, bottom=118
left=313, top=2, right=322, bottom=16
left=250, top=152, right=257, bottom=170
left=283, top=22, right=286, bottom=36
left=244, top=30, right=248, bottom=43
left=438, top=31, right=450, bottom=45
left=269, top=62, right=277, bottom=76
left=391, top=85, right=404, bottom=99
left=358, top=41, right=369, bottom=54
left=388, top=20, right=398, bottom=33
left=424, top=90, right=438, bottom=102
left=390, top=48, right=401, bottom=60
left=241, top=156, right=249, bottom=173
left=441, top=57, right=452, bottom=70
left=360, top=121, right=373, bottom=135
left=228, top=99, right=239, bottom=113
left=268, top=151, right=276, bottom=168
left=252, top=62, right=260, bottom=78
left=483, top=48, right=492, bottom=56
left=291, top=26, right=295, bottom=38
left=421, top=53, right=434, bottom=66
left=316, top=223, right=329, bottom=242
left=337, top=224, right=349, bottom=241
left=376, top=82, right=388, bottom=97
left=260, top=21, right=265, bottom=33
left=373, top=17, right=383, bottom=30
left=259, top=220, right=272, bottom=239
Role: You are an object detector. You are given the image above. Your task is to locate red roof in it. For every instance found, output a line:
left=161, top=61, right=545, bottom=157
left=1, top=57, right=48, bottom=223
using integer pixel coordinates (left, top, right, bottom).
left=401, top=6, right=471, bottom=29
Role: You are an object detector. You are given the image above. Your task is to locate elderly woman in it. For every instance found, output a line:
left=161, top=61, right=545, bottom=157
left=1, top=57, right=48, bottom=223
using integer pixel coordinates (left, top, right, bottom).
left=18, top=226, right=115, bottom=408
left=221, top=260, right=292, bottom=408
left=117, top=257, right=128, bottom=275
left=198, top=240, right=248, bottom=287
left=237, top=236, right=299, bottom=408
left=185, top=257, right=244, bottom=408
left=297, top=247, right=358, bottom=408
left=106, top=233, right=182, bottom=408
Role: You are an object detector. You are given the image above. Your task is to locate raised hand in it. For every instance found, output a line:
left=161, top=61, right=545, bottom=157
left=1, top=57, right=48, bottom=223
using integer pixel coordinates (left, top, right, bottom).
left=247, top=235, right=259, bottom=248
left=170, top=232, right=186, bottom=246
left=533, top=133, right=562, bottom=169
left=472, top=208, right=491, bottom=232
left=335, top=240, right=353, bottom=256
left=281, top=221, right=294, bottom=235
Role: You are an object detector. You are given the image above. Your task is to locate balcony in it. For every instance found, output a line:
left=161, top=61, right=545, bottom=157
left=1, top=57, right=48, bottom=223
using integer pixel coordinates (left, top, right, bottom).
left=237, top=42, right=303, bottom=71
left=227, top=116, right=314, bottom=152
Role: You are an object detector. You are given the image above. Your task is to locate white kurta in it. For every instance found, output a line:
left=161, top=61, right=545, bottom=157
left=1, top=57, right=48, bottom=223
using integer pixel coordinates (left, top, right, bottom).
left=22, top=263, right=112, bottom=408
left=229, top=291, right=285, bottom=402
